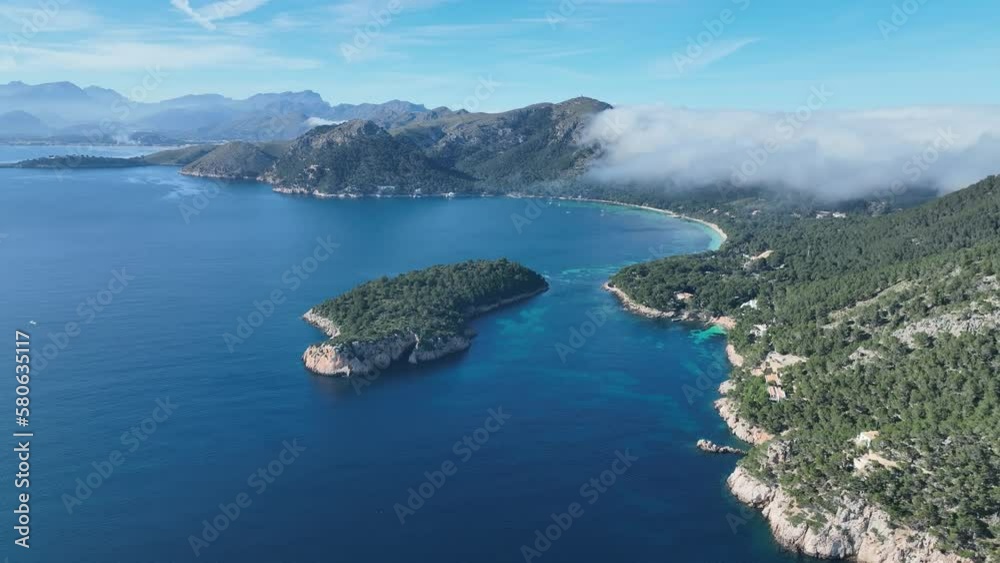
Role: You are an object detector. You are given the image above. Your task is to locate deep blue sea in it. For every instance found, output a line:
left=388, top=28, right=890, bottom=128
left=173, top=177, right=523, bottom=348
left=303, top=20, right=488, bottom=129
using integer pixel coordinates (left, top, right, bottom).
left=0, top=147, right=815, bottom=562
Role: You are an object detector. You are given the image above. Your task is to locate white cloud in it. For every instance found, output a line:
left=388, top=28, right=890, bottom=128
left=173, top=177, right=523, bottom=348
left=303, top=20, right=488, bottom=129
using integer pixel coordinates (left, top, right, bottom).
left=170, top=0, right=270, bottom=30
left=0, top=5, right=101, bottom=32
left=652, top=37, right=758, bottom=79
left=0, top=40, right=320, bottom=71
left=584, top=104, right=1000, bottom=198
left=328, top=0, right=452, bottom=27
left=306, top=117, right=341, bottom=127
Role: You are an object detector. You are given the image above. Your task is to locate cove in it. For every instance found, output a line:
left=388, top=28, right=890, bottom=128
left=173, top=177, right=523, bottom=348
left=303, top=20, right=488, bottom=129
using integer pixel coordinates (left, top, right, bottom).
left=0, top=155, right=819, bottom=562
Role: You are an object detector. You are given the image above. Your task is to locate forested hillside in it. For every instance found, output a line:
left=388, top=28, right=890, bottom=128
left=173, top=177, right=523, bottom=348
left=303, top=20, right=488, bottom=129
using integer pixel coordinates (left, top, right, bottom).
left=311, top=258, right=548, bottom=344
left=610, top=176, right=1000, bottom=560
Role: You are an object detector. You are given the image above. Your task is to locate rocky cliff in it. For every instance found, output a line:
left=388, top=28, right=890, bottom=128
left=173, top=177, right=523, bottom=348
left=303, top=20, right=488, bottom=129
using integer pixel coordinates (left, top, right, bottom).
left=727, top=466, right=971, bottom=563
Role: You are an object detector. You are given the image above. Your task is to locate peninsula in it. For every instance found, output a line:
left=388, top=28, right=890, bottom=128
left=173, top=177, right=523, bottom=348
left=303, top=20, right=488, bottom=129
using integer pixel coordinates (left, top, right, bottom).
left=302, top=259, right=548, bottom=376
left=605, top=176, right=1000, bottom=562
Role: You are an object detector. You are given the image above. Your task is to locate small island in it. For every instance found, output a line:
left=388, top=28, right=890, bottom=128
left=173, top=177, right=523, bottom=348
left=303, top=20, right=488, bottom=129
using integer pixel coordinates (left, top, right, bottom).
left=302, top=259, right=548, bottom=376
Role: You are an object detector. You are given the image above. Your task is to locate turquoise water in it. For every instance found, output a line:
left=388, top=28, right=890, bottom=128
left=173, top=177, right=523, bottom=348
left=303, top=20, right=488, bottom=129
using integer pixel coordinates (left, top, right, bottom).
left=0, top=151, right=814, bottom=562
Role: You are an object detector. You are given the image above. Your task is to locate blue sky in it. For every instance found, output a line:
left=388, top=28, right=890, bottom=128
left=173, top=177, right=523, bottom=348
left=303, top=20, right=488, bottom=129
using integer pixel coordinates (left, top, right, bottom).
left=1, top=0, right=998, bottom=110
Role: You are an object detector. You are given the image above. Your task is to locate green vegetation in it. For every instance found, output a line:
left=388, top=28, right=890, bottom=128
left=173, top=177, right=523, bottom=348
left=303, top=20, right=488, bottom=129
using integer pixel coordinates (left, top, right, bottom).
left=311, top=259, right=548, bottom=345
left=141, top=145, right=218, bottom=166
left=180, top=141, right=285, bottom=179
left=267, top=120, right=473, bottom=194
left=610, top=176, right=1000, bottom=560
left=0, top=155, right=151, bottom=169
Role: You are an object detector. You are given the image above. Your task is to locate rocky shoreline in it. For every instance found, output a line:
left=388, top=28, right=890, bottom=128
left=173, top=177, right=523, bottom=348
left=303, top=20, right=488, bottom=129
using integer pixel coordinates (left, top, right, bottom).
left=695, top=439, right=745, bottom=455
left=728, top=467, right=969, bottom=562
left=602, top=282, right=737, bottom=332
left=301, top=287, right=547, bottom=377
left=605, top=282, right=968, bottom=562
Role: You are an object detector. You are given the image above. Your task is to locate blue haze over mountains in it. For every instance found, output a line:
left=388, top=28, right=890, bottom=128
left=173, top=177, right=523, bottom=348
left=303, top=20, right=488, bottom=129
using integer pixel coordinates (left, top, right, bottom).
left=0, top=80, right=433, bottom=143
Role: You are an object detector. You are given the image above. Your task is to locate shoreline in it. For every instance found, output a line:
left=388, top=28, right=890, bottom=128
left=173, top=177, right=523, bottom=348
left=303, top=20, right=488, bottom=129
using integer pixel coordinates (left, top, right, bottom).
left=268, top=187, right=730, bottom=250
left=604, top=265, right=967, bottom=562
left=301, top=285, right=549, bottom=377
left=527, top=195, right=728, bottom=250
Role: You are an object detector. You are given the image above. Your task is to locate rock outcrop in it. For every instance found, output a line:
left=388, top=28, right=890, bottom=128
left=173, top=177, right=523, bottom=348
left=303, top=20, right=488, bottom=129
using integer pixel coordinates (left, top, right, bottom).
left=603, top=283, right=675, bottom=319
left=727, top=467, right=971, bottom=562
left=696, top=439, right=745, bottom=455
left=301, top=310, right=473, bottom=377
left=714, top=397, right=773, bottom=445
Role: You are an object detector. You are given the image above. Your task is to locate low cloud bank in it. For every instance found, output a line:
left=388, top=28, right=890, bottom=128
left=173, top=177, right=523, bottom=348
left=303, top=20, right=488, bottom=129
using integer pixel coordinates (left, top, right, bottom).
left=583, top=103, right=1000, bottom=199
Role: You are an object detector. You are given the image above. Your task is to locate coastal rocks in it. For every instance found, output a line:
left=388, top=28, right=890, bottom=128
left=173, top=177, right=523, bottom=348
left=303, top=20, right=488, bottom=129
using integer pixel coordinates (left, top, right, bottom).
left=714, top=397, right=773, bottom=445
left=301, top=331, right=476, bottom=377
left=725, top=344, right=745, bottom=367
left=302, top=333, right=419, bottom=377
left=603, top=283, right=675, bottom=319
left=303, top=309, right=341, bottom=338
left=726, top=467, right=971, bottom=563
left=407, top=335, right=471, bottom=364
left=696, top=439, right=745, bottom=455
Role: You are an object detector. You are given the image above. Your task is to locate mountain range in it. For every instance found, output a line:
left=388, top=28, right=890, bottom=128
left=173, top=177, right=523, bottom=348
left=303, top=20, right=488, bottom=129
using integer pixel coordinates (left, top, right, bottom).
left=181, top=96, right=611, bottom=194
left=0, top=81, right=433, bottom=143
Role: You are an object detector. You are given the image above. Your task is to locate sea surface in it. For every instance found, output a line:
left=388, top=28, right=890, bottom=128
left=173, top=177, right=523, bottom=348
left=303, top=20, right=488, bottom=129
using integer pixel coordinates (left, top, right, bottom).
left=0, top=146, right=816, bottom=562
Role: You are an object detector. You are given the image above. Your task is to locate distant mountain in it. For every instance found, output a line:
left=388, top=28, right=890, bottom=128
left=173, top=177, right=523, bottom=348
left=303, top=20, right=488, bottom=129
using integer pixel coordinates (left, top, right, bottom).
left=263, top=120, right=473, bottom=195
left=191, top=97, right=612, bottom=194
left=327, top=100, right=430, bottom=127
left=4, top=94, right=616, bottom=195
left=0, top=111, right=49, bottom=137
left=392, top=97, right=612, bottom=185
left=0, top=81, right=433, bottom=143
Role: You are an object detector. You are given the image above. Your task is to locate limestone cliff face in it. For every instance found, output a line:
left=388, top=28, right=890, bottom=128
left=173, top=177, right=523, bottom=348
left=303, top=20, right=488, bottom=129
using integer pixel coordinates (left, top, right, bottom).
left=302, top=333, right=473, bottom=376
left=714, top=397, right=773, bottom=445
left=727, top=467, right=970, bottom=563
left=302, top=332, right=432, bottom=377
